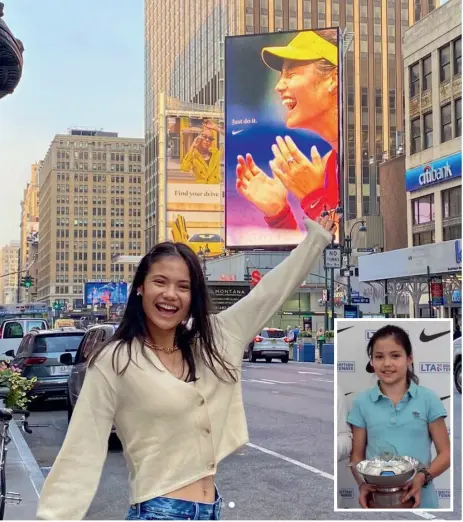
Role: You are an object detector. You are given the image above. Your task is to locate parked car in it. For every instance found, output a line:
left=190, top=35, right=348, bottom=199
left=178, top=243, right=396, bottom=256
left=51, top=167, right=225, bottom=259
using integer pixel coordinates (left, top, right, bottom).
left=454, top=337, right=461, bottom=394
left=62, top=322, right=120, bottom=447
left=9, top=328, right=85, bottom=402
left=0, top=317, right=48, bottom=357
left=247, top=328, right=290, bottom=363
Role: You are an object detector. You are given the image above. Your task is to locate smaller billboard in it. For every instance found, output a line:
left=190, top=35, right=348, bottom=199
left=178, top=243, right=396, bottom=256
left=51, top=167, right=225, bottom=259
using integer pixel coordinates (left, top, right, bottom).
left=84, top=282, right=128, bottom=306
left=405, top=152, right=461, bottom=192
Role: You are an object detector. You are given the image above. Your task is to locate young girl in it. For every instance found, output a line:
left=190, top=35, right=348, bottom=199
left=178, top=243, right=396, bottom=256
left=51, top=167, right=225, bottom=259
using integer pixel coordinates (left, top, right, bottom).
left=36, top=216, right=335, bottom=521
left=348, top=324, right=451, bottom=509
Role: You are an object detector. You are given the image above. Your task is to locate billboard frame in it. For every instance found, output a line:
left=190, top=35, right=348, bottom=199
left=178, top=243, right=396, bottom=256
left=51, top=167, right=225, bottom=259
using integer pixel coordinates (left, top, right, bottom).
left=224, top=27, right=343, bottom=251
left=156, top=92, right=224, bottom=246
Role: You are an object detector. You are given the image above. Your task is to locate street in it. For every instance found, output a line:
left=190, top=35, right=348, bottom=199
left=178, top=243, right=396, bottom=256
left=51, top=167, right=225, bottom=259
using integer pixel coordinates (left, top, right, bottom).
left=24, top=362, right=461, bottom=520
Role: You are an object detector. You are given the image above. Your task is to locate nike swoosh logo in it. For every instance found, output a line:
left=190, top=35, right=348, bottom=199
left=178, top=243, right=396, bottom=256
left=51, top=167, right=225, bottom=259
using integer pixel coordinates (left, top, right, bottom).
left=309, top=198, right=322, bottom=209
left=419, top=330, right=451, bottom=342
left=232, top=129, right=243, bottom=135
left=337, top=326, right=354, bottom=334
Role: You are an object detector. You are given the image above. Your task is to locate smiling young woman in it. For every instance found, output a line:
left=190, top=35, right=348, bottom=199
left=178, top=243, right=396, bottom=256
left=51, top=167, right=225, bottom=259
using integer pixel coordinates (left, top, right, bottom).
left=36, top=216, right=336, bottom=521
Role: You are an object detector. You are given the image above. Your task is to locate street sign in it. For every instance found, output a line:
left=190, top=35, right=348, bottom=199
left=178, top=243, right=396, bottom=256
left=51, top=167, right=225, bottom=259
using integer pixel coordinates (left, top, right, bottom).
left=352, top=297, right=370, bottom=304
left=341, top=268, right=359, bottom=277
left=356, top=248, right=376, bottom=253
left=430, top=277, right=444, bottom=306
left=380, top=303, right=394, bottom=315
left=344, top=304, right=359, bottom=319
left=351, top=290, right=360, bottom=296
left=325, top=247, right=342, bottom=268
left=251, top=270, right=262, bottom=286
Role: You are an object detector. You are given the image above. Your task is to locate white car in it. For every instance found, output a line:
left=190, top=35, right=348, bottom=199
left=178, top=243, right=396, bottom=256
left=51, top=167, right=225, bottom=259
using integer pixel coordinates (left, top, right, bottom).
left=247, top=328, right=290, bottom=363
left=454, top=337, right=461, bottom=394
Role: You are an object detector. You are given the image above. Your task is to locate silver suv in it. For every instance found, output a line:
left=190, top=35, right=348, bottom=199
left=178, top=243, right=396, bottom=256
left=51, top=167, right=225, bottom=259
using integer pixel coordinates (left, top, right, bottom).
left=247, top=328, right=290, bottom=363
left=10, top=328, right=85, bottom=402
left=62, top=323, right=120, bottom=447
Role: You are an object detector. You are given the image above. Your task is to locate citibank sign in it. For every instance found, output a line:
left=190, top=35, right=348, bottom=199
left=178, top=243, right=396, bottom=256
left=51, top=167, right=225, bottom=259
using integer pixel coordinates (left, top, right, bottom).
left=405, top=152, right=462, bottom=192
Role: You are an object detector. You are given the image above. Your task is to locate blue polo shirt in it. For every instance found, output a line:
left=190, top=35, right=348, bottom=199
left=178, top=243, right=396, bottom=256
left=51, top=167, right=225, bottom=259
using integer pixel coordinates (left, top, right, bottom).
left=347, top=381, right=447, bottom=509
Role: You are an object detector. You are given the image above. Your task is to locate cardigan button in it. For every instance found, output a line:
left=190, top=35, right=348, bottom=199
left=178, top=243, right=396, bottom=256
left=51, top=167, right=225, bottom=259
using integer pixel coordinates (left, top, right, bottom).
left=199, top=398, right=205, bottom=406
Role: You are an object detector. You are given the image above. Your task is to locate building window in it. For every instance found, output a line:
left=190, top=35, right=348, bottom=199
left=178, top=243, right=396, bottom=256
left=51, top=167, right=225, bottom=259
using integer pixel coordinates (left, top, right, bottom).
left=413, top=230, right=435, bottom=246
left=422, top=55, right=432, bottom=91
left=362, top=165, right=370, bottom=185
left=348, top=195, right=356, bottom=220
left=442, top=186, right=462, bottom=219
left=456, top=98, right=462, bottom=137
left=454, top=37, right=462, bottom=76
left=362, top=196, right=369, bottom=216
left=411, top=117, right=421, bottom=153
left=410, top=62, right=420, bottom=96
left=440, top=44, right=451, bottom=82
left=423, top=112, right=433, bottom=149
left=443, top=225, right=462, bottom=241
left=412, top=194, right=435, bottom=225
left=348, top=165, right=356, bottom=184
left=441, top=103, right=452, bottom=143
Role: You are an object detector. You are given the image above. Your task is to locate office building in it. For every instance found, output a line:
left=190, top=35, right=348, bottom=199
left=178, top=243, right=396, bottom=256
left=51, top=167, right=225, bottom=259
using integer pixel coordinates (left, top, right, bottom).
left=18, top=162, right=40, bottom=302
left=37, top=130, right=144, bottom=309
left=358, top=0, right=461, bottom=320
left=144, top=0, right=442, bottom=248
left=0, top=240, right=20, bottom=305
left=404, top=0, right=461, bottom=248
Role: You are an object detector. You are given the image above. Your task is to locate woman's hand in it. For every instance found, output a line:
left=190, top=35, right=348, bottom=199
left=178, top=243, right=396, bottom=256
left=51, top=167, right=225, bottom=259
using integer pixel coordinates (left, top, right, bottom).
left=270, top=136, right=332, bottom=201
left=236, top=154, right=288, bottom=218
left=358, top=483, right=376, bottom=509
left=400, top=473, right=425, bottom=508
left=315, top=215, right=336, bottom=235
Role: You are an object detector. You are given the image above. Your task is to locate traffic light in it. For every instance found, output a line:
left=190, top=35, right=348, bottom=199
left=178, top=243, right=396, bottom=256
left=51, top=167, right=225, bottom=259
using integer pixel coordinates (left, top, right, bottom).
left=53, top=301, right=60, bottom=310
left=24, top=275, right=33, bottom=288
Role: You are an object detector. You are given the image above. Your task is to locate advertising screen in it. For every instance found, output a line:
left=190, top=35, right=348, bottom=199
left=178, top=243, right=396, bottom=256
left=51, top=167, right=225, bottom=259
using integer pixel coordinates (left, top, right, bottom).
left=84, top=282, right=128, bottom=306
left=225, top=28, right=341, bottom=249
left=166, top=116, right=225, bottom=257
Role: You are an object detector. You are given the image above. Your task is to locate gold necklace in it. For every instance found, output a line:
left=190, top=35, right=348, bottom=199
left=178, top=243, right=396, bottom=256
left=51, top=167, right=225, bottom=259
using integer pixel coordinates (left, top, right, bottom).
left=144, top=339, right=179, bottom=354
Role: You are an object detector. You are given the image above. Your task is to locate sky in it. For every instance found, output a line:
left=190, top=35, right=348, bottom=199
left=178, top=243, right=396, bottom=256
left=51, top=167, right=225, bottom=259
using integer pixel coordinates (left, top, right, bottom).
left=0, top=0, right=144, bottom=246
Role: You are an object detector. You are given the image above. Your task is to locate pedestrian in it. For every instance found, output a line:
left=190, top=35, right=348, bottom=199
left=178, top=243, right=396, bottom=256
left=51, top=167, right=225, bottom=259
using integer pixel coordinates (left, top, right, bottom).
left=293, top=325, right=300, bottom=343
left=348, top=324, right=450, bottom=509
left=36, top=216, right=336, bottom=521
left=453, top=323, right=461, bottom=340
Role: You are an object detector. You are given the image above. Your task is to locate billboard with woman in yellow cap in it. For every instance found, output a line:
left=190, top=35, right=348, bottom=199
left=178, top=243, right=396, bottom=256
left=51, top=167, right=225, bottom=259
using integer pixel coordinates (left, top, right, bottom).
left=225, top=28, right=341, bottom=248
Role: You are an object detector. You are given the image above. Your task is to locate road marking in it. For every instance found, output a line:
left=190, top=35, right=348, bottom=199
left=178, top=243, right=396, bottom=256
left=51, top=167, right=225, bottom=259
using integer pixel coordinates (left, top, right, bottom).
left=260, top=378, right=296, bottom=384
left=246, top=442, right=334, bottom=480
left=242, top=379, right=273, bottom=384
left=298, top=371, right=323, bottom=375
left=246, top=443, right=436, bottom=520
left=313, top=378, right=334, bottom=383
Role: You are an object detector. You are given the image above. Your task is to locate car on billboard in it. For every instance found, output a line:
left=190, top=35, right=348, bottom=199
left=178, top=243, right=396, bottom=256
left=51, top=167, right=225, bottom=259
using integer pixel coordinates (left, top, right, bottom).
left=188, top=233, right=224, bottom=256
left=247, top=327, right=290, bottom=363
left=454, top=336, right=461, bottom=394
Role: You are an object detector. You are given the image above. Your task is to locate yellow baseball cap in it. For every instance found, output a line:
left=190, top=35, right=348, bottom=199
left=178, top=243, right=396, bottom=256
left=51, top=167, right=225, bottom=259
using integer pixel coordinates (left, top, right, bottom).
left=262, top=30, right=338, bottom=71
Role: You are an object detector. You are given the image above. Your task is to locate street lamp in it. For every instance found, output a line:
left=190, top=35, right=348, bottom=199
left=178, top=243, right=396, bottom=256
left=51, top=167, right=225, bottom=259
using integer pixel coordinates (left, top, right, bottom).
left=345, top=220, right=368, bottom=305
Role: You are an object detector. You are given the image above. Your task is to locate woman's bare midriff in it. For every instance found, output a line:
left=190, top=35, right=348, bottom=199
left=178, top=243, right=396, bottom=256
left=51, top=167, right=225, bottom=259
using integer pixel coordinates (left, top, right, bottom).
left=164, top=475, right=216, bottom=503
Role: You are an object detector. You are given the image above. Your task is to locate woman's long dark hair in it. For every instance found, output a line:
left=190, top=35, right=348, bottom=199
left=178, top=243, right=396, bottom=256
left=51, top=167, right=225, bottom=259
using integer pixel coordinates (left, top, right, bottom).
left=366, top=324, right=419, bottom=385
left=88, top=242, right=237, bottom=383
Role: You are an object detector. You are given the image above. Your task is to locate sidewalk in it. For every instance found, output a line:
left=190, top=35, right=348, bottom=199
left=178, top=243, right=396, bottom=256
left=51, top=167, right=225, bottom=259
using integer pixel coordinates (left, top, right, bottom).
left=4, top=416, right=44, bottom=520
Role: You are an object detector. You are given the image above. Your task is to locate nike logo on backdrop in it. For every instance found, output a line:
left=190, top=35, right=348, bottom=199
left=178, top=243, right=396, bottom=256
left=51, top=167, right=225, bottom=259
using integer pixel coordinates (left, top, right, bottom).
left=310, top=198, right=322, bottom=209
left=232, top=129, right=243, bottom=135
left=419, top=330, right=451, bottom=343
left=337, top=326, right=354, bottom=334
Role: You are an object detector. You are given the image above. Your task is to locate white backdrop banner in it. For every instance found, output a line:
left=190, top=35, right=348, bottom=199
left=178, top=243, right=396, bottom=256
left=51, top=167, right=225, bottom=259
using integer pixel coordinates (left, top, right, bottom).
left=335, top=318, right=453, bottom=510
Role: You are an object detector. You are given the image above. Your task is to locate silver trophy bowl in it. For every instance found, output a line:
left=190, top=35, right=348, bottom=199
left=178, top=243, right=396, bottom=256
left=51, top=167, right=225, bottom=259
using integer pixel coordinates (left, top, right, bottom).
left=356, top=456, right=421, bottom=508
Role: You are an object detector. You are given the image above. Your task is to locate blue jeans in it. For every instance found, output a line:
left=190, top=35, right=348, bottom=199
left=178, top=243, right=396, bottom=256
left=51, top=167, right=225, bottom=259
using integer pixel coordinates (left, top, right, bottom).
left=125, top=489, right=222, bottom=520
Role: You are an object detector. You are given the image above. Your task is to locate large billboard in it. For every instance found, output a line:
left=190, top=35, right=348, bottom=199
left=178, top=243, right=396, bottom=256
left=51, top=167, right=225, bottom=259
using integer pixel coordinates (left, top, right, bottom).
left=84, top=282, right=128, bottom=306
left=225, top=28, right=341, bottom=249
left=166, top=116, right=225, bottom=257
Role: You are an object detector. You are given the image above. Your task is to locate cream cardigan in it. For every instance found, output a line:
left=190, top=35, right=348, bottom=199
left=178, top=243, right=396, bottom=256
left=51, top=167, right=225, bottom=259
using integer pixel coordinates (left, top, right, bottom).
left=37, top=219, right=332, bottom=519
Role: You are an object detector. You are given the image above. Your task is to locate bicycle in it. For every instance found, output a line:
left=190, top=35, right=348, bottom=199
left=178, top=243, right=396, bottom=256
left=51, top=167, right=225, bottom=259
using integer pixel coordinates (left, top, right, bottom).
left=0, top=403, right=32, bottom=520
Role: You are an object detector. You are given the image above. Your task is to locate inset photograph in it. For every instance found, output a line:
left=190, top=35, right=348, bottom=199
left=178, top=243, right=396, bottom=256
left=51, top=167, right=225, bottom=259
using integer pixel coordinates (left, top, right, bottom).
left=335, top=319, right=454, bottom=512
